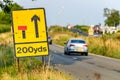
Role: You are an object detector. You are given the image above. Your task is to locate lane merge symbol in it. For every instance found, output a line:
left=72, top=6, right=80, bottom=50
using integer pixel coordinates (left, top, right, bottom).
left=18, top=26, right=27, bottom=39
left=31, top=15, right=40, bottom=38
left=18, top=15, right=40, bottom=39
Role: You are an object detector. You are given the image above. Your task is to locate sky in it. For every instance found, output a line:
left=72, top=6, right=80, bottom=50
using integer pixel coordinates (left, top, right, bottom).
left=13, top=0, right=120, bottom=27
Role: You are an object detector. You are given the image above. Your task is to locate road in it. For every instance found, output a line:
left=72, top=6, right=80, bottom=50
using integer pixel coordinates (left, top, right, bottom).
left=47, top=44, right=120, bottom=80
left=70, top=28, right=88, bottom=36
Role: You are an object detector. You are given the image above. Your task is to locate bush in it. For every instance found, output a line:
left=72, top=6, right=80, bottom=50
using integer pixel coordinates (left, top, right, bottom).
left=0, top=24, right=11, bottom=33
left=74, top=25, right=89, bottom=33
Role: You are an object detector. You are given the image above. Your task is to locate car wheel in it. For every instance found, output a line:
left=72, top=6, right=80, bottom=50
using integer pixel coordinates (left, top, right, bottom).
left=85, top=52, right=88, bottom=56
left=81, top=52, right=84, bottom=56
left=66, top=51, right=70, bottom=55
left=64, top=50, right=67, bottom=55
left=67, top=52, right=70, bottom=55
left=66, top=48, right=70, bottom=55
left=49, top=41, right=52, bottom=45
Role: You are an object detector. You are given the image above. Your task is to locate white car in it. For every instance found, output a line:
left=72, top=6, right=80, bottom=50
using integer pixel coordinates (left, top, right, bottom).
left=64, top=38, right=88, bottom=56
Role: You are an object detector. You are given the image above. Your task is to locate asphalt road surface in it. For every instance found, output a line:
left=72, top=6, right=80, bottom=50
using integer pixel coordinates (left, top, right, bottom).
left=47, top=44, right=120, bottom=80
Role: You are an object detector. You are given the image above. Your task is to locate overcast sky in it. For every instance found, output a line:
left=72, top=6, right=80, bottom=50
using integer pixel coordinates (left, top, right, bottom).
left=13, top=0, right=120, bottom=26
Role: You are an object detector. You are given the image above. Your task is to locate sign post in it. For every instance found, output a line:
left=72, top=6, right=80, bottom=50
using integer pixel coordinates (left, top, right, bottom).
left=12, top=8, right=49, bottom=69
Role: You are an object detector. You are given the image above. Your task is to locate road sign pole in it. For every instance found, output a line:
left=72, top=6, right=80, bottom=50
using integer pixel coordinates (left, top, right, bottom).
left=17, top=58, right=20, bottom=72
left=42, top=56, right=46, bottom=66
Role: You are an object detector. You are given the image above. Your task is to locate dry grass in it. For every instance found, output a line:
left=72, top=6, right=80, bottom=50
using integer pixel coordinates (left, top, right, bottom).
left=0, top=66, right=74, bottom=80
left=52, top=31, right=120, bottom=59
left=0, top=32, right=12, bottom=46
left=0, top=32, right=74, bottom=80
left=78, top=35, right=120, bottom=58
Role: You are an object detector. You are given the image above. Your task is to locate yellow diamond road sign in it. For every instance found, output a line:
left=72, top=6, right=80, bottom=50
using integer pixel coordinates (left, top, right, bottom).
left=12, top=8, right=49, bottom=57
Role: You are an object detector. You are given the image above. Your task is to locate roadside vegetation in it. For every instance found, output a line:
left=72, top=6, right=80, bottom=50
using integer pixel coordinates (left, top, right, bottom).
left=0, top=46, right=73, bottom=80
left=0, top=32, right=74, bottom=80
left=74, top=25, right=89, bottom=33
left=48, top=25, right=120, bottom=59
left=0, top=1, right=74, bottom=79
left=0, top=24, right=11, bottom=33
left=0, top=1, right=120, bottom=80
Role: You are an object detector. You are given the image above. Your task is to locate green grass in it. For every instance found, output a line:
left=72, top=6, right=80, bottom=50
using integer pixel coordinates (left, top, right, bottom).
left=80, top=26, right=89, bottom=33
left=0, top=44, right=74, bottom=80
left=0, top=46, right=14, bottom=68
left=0, top=24, right=11, bottom=33
left=0, top=27, right=74, bottom=80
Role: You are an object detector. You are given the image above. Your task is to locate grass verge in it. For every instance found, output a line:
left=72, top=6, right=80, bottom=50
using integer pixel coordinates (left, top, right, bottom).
left=0, top=42, right=74, bottom=80
left=49, top=31, right=120, bottom=59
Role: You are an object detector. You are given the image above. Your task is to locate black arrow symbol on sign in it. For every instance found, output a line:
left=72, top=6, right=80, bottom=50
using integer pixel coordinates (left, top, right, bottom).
left=31, top=15, right=40, bottom=38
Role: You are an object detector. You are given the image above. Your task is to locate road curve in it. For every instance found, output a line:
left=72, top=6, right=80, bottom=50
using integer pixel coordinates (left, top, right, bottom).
left=48, top=44, right=120, bottom=80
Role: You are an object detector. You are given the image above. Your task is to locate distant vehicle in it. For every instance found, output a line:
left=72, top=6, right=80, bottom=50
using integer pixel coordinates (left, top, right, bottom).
left=93, top=25, right=102, bottom=34
left=64, top=38, right=88, bottom=56
left=48, top=36, right=52, bottom=45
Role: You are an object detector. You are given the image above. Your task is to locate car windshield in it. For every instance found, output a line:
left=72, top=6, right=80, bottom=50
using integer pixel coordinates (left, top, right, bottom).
left=71, top=40, right=85, bottom=44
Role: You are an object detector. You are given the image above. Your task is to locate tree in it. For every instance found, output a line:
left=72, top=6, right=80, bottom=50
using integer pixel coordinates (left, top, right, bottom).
left=0, top=0, right=13, bottom=13
left=0, top=0, right=23, bottom=24
left=104, top=8, right=120, bottom=27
